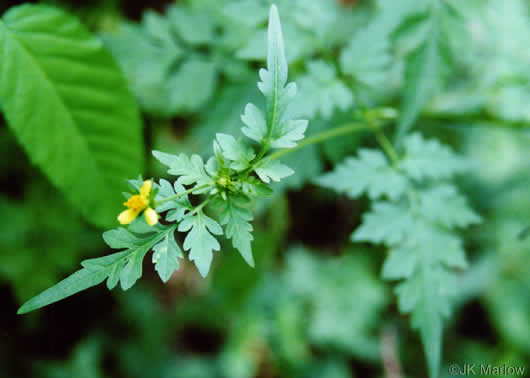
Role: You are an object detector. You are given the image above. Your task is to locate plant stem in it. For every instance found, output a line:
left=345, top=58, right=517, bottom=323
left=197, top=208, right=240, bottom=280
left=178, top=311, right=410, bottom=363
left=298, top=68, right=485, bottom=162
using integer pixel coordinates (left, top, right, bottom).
left=190, top=196, right=213, bottom=215
left=153, top=184, right=211, bottom=207
left=369, top=121, right=401, bottom=165
left=267, top=122, right=372, bottom=162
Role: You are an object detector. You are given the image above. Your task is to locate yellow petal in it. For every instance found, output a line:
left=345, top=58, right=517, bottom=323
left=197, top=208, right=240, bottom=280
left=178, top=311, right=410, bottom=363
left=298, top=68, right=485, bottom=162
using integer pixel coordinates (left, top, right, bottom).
left=144, top=207, right=158, bottom=226
left=118, top=209, right=139, bottom=225
left=140, top=180, right=152, bottom=197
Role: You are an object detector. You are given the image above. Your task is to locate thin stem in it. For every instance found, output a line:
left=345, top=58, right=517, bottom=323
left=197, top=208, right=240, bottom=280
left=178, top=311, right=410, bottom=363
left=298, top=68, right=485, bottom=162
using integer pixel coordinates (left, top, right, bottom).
left=267, top=122, right=372, bottom=162
left=153, top=184, right=211, bottom=207
left=189, top=196, right=213, bottom=216
left=369, top=121, right=400, bottom=165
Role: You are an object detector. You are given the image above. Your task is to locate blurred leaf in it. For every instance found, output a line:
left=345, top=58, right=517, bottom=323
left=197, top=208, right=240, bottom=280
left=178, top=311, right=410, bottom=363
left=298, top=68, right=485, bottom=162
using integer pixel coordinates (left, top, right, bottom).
left=316, top=150, right=408, bottom=201
left=396, top=2, right=452, bottom=143
left=292, top=60, right=353, bottom=119
left=0, top=5, right=144, bottom=227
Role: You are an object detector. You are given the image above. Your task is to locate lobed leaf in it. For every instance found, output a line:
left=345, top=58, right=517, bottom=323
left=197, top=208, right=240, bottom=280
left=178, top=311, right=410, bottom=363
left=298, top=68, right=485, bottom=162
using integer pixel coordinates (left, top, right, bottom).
left=152, top=231, right=183, bottom=283
left=399, top=133, right=469, bottom=180
left=215, top=195, right=255, bottom=267
left=316, top=150, right=408, bottom=201
left=153, top=151, right=214, bottom=192
left=178, top=211, right=223, bottom=277
left=255, top=159, right=294, bottom=184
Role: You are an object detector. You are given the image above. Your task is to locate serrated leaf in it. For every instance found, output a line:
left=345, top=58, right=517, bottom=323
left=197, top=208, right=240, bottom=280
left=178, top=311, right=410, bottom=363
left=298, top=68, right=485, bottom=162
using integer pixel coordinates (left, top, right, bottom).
left=168, top=6, right=214, bottom=46
left=153, top=151, right=214, bottom=191
left=167, top=57, right=217, bottom=113
left=399, top=133, right=468, bottom=180
left=216, top=133, right=255, bottom=171
left=17, top=267, right=111, bottom=315
left=241, top=103, right=267, bottom=144
left=0, top=5, right=144, bottom=227
left=316, top=150, right=408, bottom=201
left=155, top=179, right=191, bottom=221
left=251, top=5, right=307, bottom=149
left=102, top=228, right=143, bottom=249
left=178, top=211, right=223, bottom=277
left=216, top=195, right=255, bottom=267
left=353, top=202, right=415, bottom=245
left=396, top=4, right=451, bottom=142
left=103, top=21, right=180, bottom=116
left=419, top=185, right=481, bottom=228
left=103, top=8, right=217, bottom=117
left=255, top=159, right=294, bottom=184
left=291, top=60, right=353, bottom=119
left=152, top=231, right=182, bottom=283
left=382, top=245, right=420, bottom=280
left=340, top=20, right=391, bottom=91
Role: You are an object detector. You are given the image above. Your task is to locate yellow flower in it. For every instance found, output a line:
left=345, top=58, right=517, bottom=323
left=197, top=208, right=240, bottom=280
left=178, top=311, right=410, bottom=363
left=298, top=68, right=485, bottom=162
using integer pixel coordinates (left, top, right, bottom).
left=118, top=180, right=159, bottom=226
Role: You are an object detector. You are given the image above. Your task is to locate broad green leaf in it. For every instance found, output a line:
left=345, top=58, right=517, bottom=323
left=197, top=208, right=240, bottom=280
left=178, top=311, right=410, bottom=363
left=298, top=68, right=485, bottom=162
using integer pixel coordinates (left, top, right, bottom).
left=215, top=195, right=255, bottom=267
left=316, top=150, right=408, bottom=201
left=0, top=5, right=144, bottom=227
left=152, top=231, right=182, bottom=283
left=395, top=2, right=452, bottom=143
left=255, top=159, right=294, bottom=184
left=399, top=133, right=468, bottom=180
left=216, top=133, right=256, bottom=171
left=178, top=211, right=223, bottom=277
left=153, top=151, right=214, bottom=192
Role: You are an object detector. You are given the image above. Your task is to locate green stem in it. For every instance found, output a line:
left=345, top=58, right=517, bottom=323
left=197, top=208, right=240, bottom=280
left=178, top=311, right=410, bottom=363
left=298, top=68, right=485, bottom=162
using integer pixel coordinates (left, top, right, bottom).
left=267, top=122, right=372, bottom=162
left=153, top=184, right=211, bottom=207
left=190, top=196, right=213, bottom=216
left=369, top=121, right=400, bottom=165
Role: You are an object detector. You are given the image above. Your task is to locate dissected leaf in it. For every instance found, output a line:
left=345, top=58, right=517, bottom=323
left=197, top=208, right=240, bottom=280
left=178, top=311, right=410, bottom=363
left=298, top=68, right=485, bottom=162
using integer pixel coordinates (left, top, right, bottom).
left=292, top=60, right=353, bottom=119
left=178, top=211, right=223, bottom=277
left=316, top=150, right=408, bottom=200
left=244, top=5, right=307, bottom=149
left=399, top=133, right=468, bottom=180
left=216, top=133, right=256, bottom=171
left=153, top=151, right=214, bottom=191
left=396, top=2, right=453, bottom=142
left=152, top=231, right=182, bottom=283
left=215, top=194, right=255, bottom=267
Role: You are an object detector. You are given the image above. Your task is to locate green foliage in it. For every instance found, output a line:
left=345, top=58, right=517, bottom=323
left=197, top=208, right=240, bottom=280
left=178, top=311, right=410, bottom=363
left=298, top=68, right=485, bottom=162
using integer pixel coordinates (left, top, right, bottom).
left=0, top=4, right=144, bottom=227
left=3, top=1, right=530, bottom=378
left=19, top=3, right=307, bottom=311
left=395, top=1, right=455, bottom=142
left=317, top=132, right=481, bottom=378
